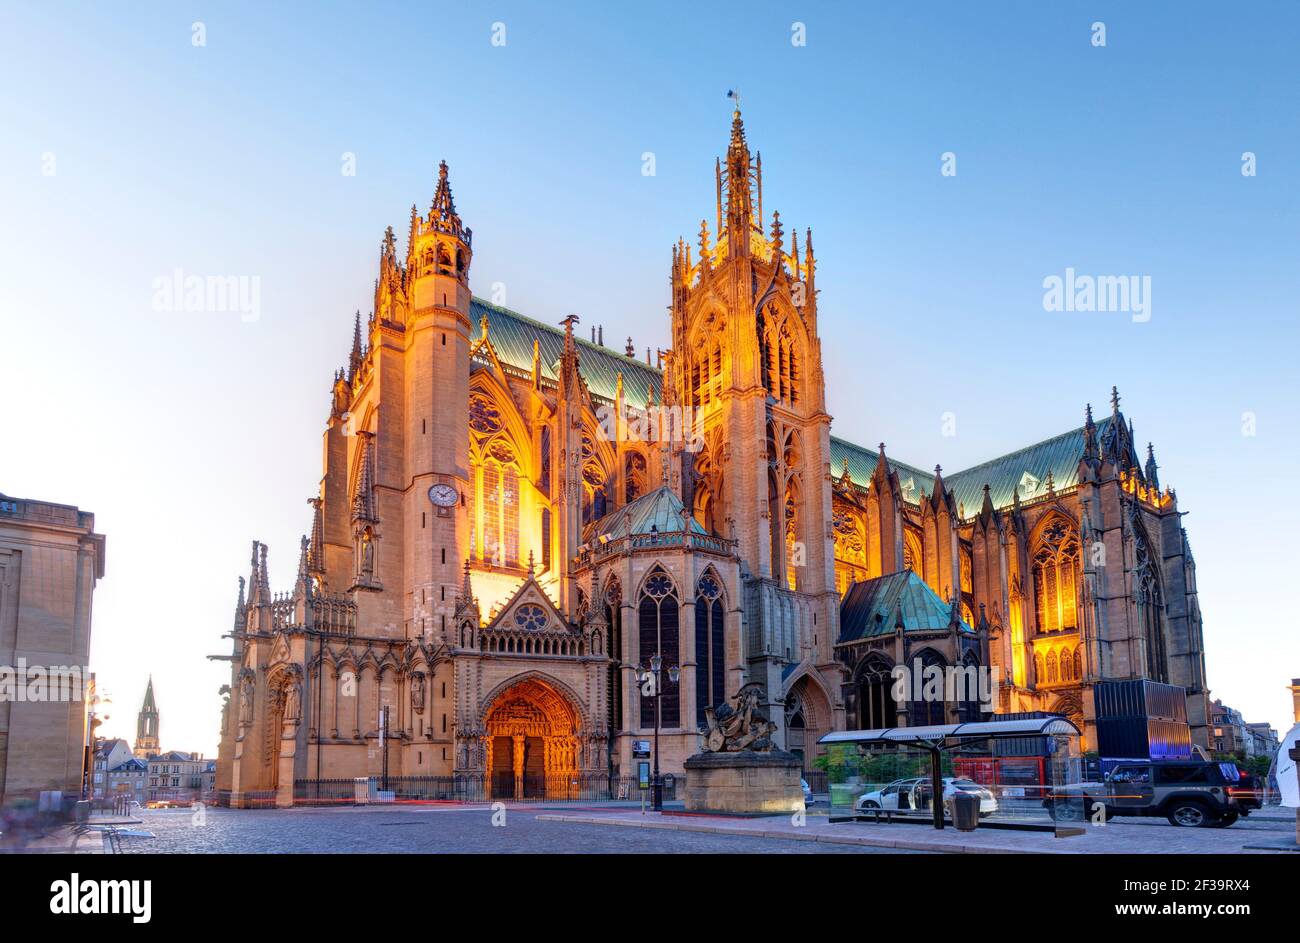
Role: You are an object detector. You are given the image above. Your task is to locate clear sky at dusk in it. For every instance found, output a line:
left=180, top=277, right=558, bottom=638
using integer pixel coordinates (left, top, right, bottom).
left=2, top=2, right=1297, bottom=753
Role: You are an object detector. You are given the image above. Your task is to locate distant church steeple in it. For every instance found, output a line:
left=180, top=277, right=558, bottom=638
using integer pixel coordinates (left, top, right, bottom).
left=134, top=676, right=160, bottom=758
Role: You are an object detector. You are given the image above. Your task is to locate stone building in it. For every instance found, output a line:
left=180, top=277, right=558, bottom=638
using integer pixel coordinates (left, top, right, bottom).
left=147, top=751, right=208, bottom=804
left=0, top=492, right=105, bottom=805
left=90, top=737, right=133, bottom=799
left=105, top=756, right=148, bottom=805
left=215, top=110, right=1211, bottom=806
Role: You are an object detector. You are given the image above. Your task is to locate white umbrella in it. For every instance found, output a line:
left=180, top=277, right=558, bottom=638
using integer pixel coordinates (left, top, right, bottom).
left=1276, top=724, right=1299, bottom=808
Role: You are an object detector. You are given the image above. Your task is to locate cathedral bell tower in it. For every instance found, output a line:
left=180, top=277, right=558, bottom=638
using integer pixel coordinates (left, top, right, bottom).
left=406, top=161, right=473, bottom=641
left=134, top=676, right=159, bottom=758
left=671, top=106, right=839, bottom=663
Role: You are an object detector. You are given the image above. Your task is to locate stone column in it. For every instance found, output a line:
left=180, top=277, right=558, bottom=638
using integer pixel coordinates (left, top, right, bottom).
left=1290, top=679, right=1300, bottom=845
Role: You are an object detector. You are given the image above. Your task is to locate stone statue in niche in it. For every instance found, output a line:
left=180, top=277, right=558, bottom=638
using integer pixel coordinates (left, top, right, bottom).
left=238, top=676, right=254, bottom=725
left=360, top=530, right=375, bottom=580
left=411, top=671, right=426, bottom=714
left=284, top=678, right=301, bottom=721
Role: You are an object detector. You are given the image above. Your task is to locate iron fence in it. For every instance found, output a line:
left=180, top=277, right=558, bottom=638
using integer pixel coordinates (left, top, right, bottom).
left=292, top=772, right=684, bottom=805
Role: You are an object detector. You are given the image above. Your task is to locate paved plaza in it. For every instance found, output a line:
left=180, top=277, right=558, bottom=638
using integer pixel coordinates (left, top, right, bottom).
left=47, top=803, right=1292, bottom=854
left=108, top=804, right=919, bottom=854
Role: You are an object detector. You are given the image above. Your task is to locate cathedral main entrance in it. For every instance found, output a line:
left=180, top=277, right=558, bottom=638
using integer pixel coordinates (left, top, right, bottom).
left=483, top=676, right=581, bottom=800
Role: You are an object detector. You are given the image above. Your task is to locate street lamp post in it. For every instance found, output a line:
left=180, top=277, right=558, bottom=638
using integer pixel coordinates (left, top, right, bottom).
left=646, top=654, right=680, bottom=812
left=83, top=689, right=111, bottom=801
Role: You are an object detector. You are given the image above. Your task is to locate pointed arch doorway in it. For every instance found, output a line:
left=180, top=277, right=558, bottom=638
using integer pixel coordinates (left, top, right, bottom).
left=483, top=676, right=581, bottom=800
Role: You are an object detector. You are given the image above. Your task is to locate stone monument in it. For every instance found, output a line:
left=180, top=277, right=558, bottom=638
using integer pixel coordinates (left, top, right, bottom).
left=684, top=683, right=804, bottom=815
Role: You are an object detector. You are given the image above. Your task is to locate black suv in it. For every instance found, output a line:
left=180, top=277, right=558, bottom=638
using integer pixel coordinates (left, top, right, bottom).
left=1048, top=760, right=1246, bottom=827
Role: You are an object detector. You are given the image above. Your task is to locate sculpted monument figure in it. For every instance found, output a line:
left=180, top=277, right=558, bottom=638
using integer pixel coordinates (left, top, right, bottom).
left=699, top=682, right=776, bottom=753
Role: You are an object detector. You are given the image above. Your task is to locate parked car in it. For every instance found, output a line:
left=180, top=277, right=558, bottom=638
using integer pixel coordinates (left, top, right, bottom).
left=1048, top=760, right=1245, bottom=827
left=1229, top=772, right=1263, bottom=814
left=856, top=777, right=997, bottom=817
left=855, top=777, right=923, bottom=813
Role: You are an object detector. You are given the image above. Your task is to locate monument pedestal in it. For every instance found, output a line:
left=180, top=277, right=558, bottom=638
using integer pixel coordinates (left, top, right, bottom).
left=683, top=749, right=803, bottom=815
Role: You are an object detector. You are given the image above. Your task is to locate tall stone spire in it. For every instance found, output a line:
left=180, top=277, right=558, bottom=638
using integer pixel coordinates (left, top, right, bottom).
left=1145, top=442, right=1160, bottom=490
left=429, top=159, right=462, bottom=229
left=348, top=310, right=363, bottom=382
left=307, top=497, right=325, bottom=578
left=723, top=100, right=756, bottom=258
left=134, top=676, right=160, bottom=758
left=1083, top=403, right=1099, bottom=460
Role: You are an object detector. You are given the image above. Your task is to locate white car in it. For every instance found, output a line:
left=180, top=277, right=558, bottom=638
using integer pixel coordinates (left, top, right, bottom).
left=856, top=777, right=997, bottom=817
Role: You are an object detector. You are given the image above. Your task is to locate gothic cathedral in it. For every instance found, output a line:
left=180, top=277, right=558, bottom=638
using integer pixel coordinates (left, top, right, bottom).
left=215, top=110, right=1210, bottom=806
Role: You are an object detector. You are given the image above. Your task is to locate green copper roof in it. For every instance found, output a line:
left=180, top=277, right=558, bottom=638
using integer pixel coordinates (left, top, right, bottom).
left=586, top=485, right=707, bottom=541
left=472, top=297, right=1118, bottom=518
left=829, top=438, right=936, bottom=502
left=839, top=570, right=973, bottom=643
left=471, top=298, right=659, bottom=406
left=944, top=416, right=1119, bottom=515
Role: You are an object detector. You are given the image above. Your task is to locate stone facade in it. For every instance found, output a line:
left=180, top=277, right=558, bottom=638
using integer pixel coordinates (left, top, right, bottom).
left=215, top=111, right=1212, bottom=806
left=0, top=492, right=105, bottom=805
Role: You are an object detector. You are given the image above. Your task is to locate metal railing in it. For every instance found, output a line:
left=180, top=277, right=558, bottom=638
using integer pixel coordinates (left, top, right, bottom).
left=293, top=773, right=683, bottom=805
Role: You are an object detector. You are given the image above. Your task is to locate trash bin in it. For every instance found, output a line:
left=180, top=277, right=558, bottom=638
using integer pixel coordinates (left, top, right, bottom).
left=951, top=792, right=979, bottom=831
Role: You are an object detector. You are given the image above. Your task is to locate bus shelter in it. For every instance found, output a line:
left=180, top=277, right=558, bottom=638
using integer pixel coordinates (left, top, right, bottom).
left=817, top=717, right=1083, bottom=833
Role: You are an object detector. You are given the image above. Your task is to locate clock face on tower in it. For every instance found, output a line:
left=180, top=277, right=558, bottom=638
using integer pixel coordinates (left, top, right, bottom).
left=428, top=483, right=458, bottom=507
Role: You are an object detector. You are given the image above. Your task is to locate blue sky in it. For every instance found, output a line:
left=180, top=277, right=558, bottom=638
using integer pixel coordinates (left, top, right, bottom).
left=2, top=2, right=1297, bottom=752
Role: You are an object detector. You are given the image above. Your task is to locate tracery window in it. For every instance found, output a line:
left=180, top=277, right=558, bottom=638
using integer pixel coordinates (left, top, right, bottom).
left=469, top=395, right=503, bottom=435
left=857, top=655, right=897, bottom=729
left=625, top=451, right=647, bottom=503
left=903, top=530, right=924, bottom=574
left=694, top=571, right=726, bottom=723
left=1134, top=530, right=1168, bottom=683
left=469, top=420, right=521, bottom=567
left=760, top=307, right=801, bottom=407
left=638, top=567, right=680, bottom=728
left=1032, top=516, right=1080, bottom=633
left=514, top=604, right=547, bottom=632
left=581, top=433, right=609, bottom=526
left=909, top=649, right=948, bottom=726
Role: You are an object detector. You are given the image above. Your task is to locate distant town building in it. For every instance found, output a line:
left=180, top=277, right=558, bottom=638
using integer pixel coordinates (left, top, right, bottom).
left=147, top=751, right=209, bottom=804
left=105, top=756, right=148, bottom=805
left=1245, top=722, right=1280, bottom=759
left=1210, top=699, right=1246, bottom=755
left=90, top=738, right=133, bottom=799
left=134, top=677, right=160, bottom=758
left=0, top=492, right=105, bottom=806
left=1210, top=697, right=1279, bottom=760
